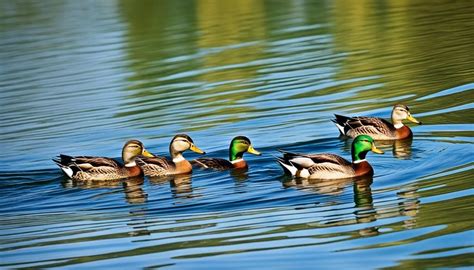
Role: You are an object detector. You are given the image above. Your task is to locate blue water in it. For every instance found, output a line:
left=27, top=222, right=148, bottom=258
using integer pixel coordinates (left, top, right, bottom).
left=1, top=0, right=473, bottom=269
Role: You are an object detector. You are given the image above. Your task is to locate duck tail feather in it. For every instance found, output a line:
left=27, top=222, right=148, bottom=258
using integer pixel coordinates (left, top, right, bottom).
left=275, top=156, right=297, bottom=176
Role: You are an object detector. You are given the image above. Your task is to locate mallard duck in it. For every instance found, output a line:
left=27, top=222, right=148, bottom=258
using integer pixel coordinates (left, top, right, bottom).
left=53, top=140, right=154, bottom=181
left=332, top=104, right=421, bottom=140
left=276, top=135, right=384, bottom=179
left=136, top=134, right=205, bottom=176
left=192, top=136, right=261, bottom=170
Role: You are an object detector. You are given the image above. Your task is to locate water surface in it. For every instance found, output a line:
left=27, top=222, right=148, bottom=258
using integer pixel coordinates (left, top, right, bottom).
left=1, top=0, right=473, bottom=269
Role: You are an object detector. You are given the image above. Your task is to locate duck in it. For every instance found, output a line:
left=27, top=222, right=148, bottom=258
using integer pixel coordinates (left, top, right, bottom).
left=53, top=140, right=154, bottom=181
left=136, top=134, right=205, bottom=177
left=332, top=104, right=421, bottom=140
left=276, top=135, right=384, bottom=179
left=192, top=136, right=261, bottom=170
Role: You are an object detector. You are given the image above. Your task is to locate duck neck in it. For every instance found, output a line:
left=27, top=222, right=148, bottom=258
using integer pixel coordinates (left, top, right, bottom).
left=169, top=144, right=184, bottom=163
left=123, top=151, right=137, bottom=167
left=229, top=145, right=244, bottom=162
left=352, top=145, right=368, bottom=163
left=232, top=159, right=248, bottom=169
left=125, top=165, right=142, bottom=177
left=392, top=114, right=404, bottom=129
left=170, top=148, right=192, bottom=174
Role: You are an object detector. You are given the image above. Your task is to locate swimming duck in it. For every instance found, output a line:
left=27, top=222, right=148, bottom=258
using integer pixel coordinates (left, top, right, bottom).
left=53, top=140, right=154, bottom=181
left=192, top=136, right=261, bottom=170
left=136, top=134, right=205, bottom=176
left=276, top=135, right=384, bottom=179
left=332, top=104, right=421, bottom=140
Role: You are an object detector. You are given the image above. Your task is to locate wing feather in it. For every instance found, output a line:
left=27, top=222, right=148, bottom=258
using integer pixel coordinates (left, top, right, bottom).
left=54, top=154, right=126, bottom=180
left=60, top=155, right=122, bottom=168
left=136, top=156, right=175, bottom=176
left=192, top=158, right=233, bottom=170
left=333, top=114, right=396, bottom=137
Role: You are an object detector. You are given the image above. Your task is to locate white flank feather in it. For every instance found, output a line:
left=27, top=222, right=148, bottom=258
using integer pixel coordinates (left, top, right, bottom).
left=61, top=167, right=74, bottom=178
left=335, top=123, right=345, bottom=134
left=277, top=160, right=298, bottom=176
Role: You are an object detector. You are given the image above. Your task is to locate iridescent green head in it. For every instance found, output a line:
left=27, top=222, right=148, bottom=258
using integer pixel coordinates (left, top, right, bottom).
left=351, top=135, right=384, bottom=162
left=229, top=136, right=261, bottom=161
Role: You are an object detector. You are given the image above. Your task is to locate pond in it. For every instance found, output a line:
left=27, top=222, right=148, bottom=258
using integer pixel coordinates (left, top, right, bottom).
left=1, top=0, right=473, bottom=269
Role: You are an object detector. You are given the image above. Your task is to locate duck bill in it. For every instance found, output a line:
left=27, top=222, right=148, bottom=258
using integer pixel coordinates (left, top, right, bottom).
left=190, top=144, right=206, bottom=154
left=247, top=145, right=262, bottom=156
left=371, top=144, right=384, bottom=154
left=142, top=149, right=154, bottom=157
left=407, top=114, right=421, bottom=125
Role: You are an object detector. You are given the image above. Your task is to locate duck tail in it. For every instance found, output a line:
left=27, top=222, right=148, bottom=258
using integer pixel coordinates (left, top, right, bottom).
left=275, top=156, right=297, bottom=176
left=332, top=114, right=351, bottom=134
left=52, top=154, right=79, bottom=178
left=52, top=157, right=74, bottom=178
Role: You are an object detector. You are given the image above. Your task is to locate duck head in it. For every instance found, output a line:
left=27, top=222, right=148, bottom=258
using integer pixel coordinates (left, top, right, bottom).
left=229, top=136, right=261, bottom=161
left=122, top=140, right=154, bottom=167
left=351, top=135, right=384, bottom=163
left=391, top=104, right=421, bottom=128
left=169, top=134, right=205, bottom=161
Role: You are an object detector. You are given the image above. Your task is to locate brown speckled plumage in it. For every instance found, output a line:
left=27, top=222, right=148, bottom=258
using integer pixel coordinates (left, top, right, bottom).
left=191, top=158, right=235, bottom=170
left=53, top=155, right=141, bottom=181
left=332, top=104, right=421, bottom=140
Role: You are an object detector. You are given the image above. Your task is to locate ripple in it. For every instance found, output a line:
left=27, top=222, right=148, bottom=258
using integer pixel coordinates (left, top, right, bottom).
left=1, top=0, right=473, bottom=269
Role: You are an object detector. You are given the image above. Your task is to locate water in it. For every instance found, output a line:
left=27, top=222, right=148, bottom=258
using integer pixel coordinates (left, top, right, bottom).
left=1, top=0, right=473, bottom=269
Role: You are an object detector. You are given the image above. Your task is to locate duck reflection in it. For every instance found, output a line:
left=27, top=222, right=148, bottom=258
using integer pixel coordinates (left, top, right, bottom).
left=282, top=174, right=421, bottom=236
left=282, top=176, right=378, bottom=236
left=352, top=177, right=379, bottom=236
left=122, top=177, right=148, bottom=204
left=339, top=136, right=413, bottom=159
left=282, top=176, right=353, bottom=196
left=61, top=176, right=148, bottom=204
left=149, top=174, right=199, bottom=199
left=230, top=168, right=249, bottom=181
left=229, top=168, right=250, bottom=192
left=397, top=183, right=420, bottom=229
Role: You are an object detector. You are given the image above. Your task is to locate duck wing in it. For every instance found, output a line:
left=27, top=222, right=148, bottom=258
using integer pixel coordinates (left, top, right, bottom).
left=279, top=151, right=350, bottom=167
left=304, top=153, right=352, bottom=166
left=136, top=156, right=175, bottom=176
left=333, top=115, right=395, bottom=137
left=304, top=153, right=354, bottom=178
left=277, top=150, right=353, bottom=178
left=192, top=158, right=233, bottom=170
left=53, top=154, right=123, bottom=180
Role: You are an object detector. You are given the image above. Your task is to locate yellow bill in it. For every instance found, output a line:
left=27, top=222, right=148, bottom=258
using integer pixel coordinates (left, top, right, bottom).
left=371, top=144, right=384, bottom=154
left=142, top=149, right=154, bottom=157
left=407, top=114, right=421, bottom=124
left=190, top=144, right=206, bottom=154
left=247, top=145, right=262, bottom=156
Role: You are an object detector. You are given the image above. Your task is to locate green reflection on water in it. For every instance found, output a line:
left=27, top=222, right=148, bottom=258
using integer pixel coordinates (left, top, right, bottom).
left=330, top=0, right=474, bottom=116
left=116, top=0, right=473, bottom=132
